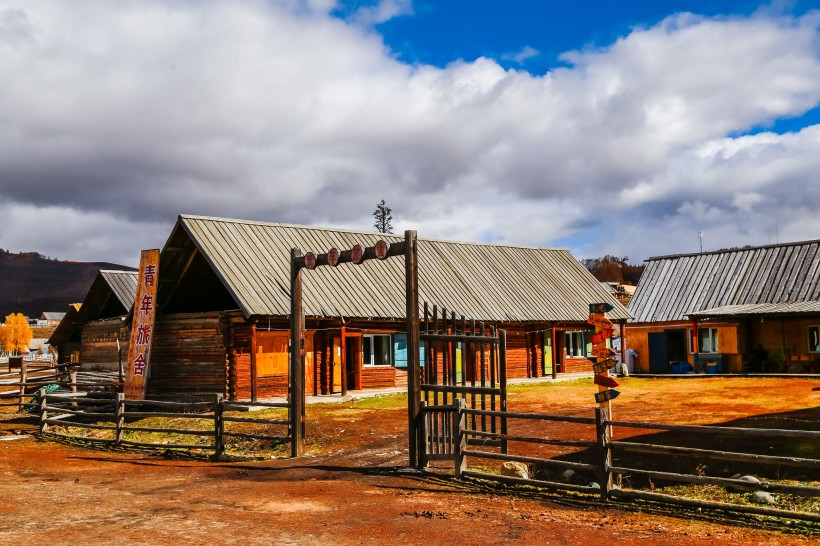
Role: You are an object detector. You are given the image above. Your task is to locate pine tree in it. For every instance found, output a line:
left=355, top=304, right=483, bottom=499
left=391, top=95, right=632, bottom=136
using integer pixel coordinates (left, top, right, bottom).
left=373, top=199, right=394, bottom=234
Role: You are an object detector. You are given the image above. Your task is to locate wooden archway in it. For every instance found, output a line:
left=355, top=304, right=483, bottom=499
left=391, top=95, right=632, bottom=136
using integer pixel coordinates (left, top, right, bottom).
left=289, top=231, right=421, bottom=466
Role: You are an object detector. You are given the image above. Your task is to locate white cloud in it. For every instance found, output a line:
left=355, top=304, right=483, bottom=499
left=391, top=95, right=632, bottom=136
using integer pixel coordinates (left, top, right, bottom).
left=0, top=2, right=818, bottom=265
left=502, top=46, right=540, bottom=65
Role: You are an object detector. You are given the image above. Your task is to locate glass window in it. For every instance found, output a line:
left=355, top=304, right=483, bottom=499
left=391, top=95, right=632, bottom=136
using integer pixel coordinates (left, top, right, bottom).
left=564, top=331, right=592, bottom=357
left=363, top=334, right=392, bottom=366
left=809, top=326, right=820, bottom=353
left=690, top=327, right=719, bottom=353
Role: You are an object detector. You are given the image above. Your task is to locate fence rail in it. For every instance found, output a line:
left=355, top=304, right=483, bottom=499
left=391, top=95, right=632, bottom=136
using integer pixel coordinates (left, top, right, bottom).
left=430, top=405, right=820, bottom=523
left=0, top=361, right=87, bottom=411
left=602, top=416, right=820, bottom=522
left=37, top=392, right=292, bottom=457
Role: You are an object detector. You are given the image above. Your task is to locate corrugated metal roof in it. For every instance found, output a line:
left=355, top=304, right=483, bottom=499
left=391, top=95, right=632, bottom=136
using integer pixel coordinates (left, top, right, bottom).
left=628, top=240, right=820, bottom=322
left=688, top=301, right=820, bottom=318
left=40, top=312, right=66, bottom=321
left=174, top=215, right=630, bottom=323
left=99, top=270, right=139, bottom=310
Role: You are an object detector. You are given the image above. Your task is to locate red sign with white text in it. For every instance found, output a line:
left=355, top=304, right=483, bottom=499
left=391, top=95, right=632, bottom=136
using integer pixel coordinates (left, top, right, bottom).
left=124, top=249, right=160, bottom=400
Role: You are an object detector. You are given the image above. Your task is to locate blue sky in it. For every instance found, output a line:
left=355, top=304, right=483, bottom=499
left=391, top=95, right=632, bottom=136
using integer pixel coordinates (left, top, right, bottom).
left=362, top=0, right=820, bottom=134
left=1, top=0, right=819, bottom=266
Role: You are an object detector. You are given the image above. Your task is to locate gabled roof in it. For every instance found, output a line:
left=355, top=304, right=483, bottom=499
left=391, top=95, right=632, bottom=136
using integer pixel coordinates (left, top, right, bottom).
left=47, top=304, right=82, bottom=346
left=627, top=240, right=820, bottom=323
left=98, top=270, right=139, bottom=311
left=40, top=312, right=66, bottom=321
left=47, top=271, right=138, bottom=346
left=159, top=214, right=630, bottom=323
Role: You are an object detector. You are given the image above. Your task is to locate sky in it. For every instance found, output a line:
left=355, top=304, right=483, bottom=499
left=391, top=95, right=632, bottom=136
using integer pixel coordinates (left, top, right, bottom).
left=1, top=0, right=819, bottom=267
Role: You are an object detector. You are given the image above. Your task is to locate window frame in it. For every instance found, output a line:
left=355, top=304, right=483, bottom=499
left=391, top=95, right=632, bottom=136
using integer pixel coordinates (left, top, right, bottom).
left=564, top=330, right=592, bottom=357
left=690, top=327, right=719, bottom=354
left=362, top=333, right=393, bottom=367
left=808, top=326, right=820, bottom=353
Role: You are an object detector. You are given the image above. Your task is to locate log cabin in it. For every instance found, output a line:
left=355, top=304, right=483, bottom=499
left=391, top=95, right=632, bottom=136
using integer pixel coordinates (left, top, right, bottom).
left=48, top=270, right=138, bottom=369
left=625, top=240, right=820, bottom=374
left=77, top=215, right=631, bottom=399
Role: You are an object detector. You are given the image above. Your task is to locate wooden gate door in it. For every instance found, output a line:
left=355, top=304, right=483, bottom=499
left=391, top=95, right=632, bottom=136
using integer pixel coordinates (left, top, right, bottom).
left=416, top=304, right=507, bottom=466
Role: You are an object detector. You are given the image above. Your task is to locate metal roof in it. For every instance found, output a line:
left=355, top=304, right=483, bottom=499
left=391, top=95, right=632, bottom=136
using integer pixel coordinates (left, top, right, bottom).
left=40, top=312, right=66, bottom=321
left=688, top=301, right=820, bottom=319
left=627, top=240, right=820, bottom=322
left=99, top=270, right=139, bottom=310
left=171, top=215, right=630, bottom=323
left=47, top=271, right=138, bottom=346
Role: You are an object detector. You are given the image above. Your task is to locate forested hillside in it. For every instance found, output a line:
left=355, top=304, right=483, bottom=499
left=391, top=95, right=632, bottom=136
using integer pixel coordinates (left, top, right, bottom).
left=0, top=249, right=134, bottom=319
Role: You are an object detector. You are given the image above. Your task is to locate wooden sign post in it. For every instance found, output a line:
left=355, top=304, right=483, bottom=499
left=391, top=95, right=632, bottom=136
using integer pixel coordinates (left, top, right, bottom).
left=588, top=304, right=617, bottom=415
left=124, top=249, right=160, bottom=400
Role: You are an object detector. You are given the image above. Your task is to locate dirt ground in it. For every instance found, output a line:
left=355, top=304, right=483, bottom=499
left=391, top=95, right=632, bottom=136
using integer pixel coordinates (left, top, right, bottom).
left=0, top=377, right=818, bottom=545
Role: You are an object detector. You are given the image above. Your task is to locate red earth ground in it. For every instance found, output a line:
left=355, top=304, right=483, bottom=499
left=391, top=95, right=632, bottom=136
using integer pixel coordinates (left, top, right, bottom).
left=0, top=377, right=818, bottom=545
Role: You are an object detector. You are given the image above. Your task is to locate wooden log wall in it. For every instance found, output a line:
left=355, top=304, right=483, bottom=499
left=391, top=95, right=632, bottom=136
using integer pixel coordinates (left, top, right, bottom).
left=361, top=366, right=397, bottom=389
left=81, top=319, right=130, bottom=371
left=564, top=356, right=592, bottom=374
left=503, top=328, right=530, bottom=379
left=148, top=311, right=231, bottom=395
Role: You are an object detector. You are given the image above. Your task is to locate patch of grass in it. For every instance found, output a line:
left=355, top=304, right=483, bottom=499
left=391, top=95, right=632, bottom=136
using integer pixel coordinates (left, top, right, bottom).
left=658, top=483, right=820, bottom=515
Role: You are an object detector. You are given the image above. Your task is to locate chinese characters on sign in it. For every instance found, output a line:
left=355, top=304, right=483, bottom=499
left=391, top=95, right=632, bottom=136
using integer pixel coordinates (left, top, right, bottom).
left=588, top=304, right=619, bottom=407
left=124, top=249, right=160, bottom=400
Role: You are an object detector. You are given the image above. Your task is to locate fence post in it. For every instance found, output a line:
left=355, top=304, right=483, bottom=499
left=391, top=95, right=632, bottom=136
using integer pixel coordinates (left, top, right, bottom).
left=69, top=367, right=78, bottom=409
left=18, top=360, right=28, bottom=412
left=115, top=393, right=125, bottom=446
left=453, top=398, right=467, bottom=477
left=595, top=408, right=613, bottom=501
left=214, top=393, right=224, bottom=458
left=418, top=400, right=428, bottom=469
left=39, top=393, right=48, bottom=434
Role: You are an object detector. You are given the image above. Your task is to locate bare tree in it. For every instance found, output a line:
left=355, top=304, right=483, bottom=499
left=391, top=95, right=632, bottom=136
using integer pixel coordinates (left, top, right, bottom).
left=373, top=199, right=393, bottom=233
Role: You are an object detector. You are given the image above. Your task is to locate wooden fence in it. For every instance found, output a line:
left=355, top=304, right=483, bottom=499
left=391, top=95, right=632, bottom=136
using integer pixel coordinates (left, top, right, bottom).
left=437, top=406, right=820, bottom=522
left=37, top=392, right=291, bottom=457
left=0, top=362, right=90, bottom=412
left=604, top=416, right=820, bottom=522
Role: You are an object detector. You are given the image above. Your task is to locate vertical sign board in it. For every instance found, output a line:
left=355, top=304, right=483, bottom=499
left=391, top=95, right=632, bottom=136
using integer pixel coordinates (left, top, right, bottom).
left=588, top=303, right=616, bottom=411
left=124, top=249, right=160, bottom=400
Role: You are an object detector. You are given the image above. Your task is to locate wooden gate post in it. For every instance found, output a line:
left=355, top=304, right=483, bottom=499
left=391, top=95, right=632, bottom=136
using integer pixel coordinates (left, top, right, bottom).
left=418, top=400, right=428, bottom=469
left=290, top=247, right=305, bottom=458
left=499, top=329, right=508, bottom=455
left=595, top=407, right=613, bottom=500
left=405, top=230, right=421, bottom=468
left=454, top=398, right=467, bottom=477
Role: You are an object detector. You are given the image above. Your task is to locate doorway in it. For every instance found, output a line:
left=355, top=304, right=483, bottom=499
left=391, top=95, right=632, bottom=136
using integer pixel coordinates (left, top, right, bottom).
left=344, top=335, right=362, bottom=391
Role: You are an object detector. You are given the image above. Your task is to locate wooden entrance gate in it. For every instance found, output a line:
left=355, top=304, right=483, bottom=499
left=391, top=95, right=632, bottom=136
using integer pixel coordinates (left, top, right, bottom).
left=415, top=304, right=507, bottom=468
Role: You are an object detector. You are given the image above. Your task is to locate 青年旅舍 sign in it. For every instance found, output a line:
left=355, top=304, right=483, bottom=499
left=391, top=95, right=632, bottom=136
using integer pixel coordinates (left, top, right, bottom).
left=124, top=249, right=160, bottom=400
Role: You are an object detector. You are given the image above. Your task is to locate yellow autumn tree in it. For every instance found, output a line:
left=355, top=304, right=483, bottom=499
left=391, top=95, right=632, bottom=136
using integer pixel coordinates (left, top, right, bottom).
left=0, top=313, right=33, bottom=355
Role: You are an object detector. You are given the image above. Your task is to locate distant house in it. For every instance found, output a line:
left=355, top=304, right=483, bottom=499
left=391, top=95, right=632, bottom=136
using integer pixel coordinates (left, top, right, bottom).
left=599, top=282, right=635, bottom=306
left=48, top=271, right=138, bottom=368
left=625, top=241, right=820, bottom=374
left=39, top=312, right=66, bottom=326
left=110, top=215, right=630, bottom=399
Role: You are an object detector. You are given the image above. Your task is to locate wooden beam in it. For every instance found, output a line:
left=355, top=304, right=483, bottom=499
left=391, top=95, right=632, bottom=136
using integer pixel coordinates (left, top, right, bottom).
left=290, top=247, right=304, bottom=457
left=405, top=230, right=421, bottom=468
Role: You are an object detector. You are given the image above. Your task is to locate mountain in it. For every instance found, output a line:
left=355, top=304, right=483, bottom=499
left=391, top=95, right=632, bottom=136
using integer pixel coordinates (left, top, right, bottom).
left=0, top=250, right=135, bottom=319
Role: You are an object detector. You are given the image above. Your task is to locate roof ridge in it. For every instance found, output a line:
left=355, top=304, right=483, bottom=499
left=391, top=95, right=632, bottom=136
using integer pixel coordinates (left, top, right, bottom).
left=178, top=214, right=569, bottom=252
left=645, top=238, right=820, bottom=262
